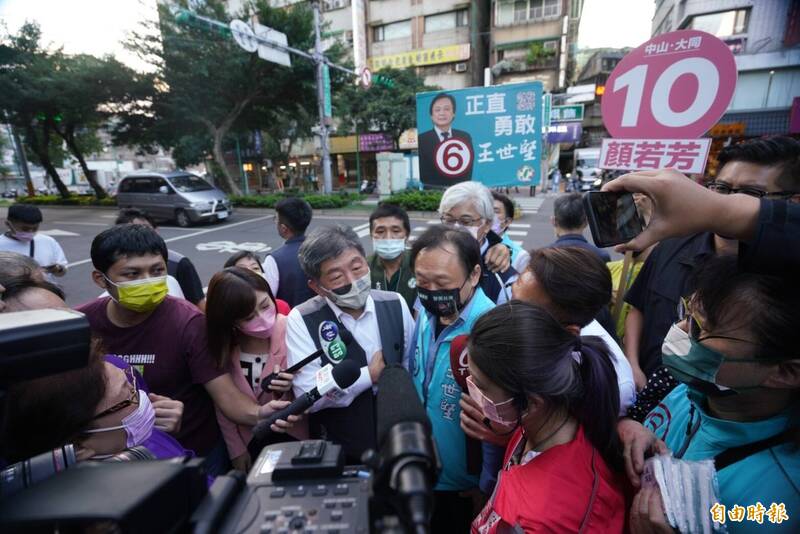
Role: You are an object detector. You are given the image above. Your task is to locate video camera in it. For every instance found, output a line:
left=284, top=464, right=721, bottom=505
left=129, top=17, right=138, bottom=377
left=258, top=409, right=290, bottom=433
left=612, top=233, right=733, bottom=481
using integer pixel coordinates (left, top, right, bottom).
left=0, top=307, right=440, bottom=533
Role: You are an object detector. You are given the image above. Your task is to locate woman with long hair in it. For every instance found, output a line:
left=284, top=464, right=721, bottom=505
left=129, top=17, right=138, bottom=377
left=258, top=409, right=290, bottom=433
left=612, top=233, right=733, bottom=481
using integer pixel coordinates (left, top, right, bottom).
left=467, top=301, right=628, bottom=533
left=206, top=267, right=306, bottom=471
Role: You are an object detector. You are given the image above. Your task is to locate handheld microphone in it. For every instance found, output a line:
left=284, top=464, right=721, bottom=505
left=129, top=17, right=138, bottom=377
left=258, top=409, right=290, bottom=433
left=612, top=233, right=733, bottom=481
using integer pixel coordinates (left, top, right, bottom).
left=260, top=329, right=354, bottom=393
left=375, top=365, right=438, bottom=534
left=448, top=334, right=481, bottom=474
left=249, top=359, right=361, bottom=455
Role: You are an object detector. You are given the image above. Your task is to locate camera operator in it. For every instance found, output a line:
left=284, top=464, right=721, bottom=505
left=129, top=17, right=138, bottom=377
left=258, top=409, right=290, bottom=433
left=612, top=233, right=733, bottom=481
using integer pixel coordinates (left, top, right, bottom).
left=75, top=224, right=295, bottom=476
left=467, top=302, right=627, bottom=533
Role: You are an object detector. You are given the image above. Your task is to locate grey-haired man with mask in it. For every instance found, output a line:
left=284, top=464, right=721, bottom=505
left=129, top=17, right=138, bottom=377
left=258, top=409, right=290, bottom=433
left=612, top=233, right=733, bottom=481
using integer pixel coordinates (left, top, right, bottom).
left=285, top=225, right=414, bottom=462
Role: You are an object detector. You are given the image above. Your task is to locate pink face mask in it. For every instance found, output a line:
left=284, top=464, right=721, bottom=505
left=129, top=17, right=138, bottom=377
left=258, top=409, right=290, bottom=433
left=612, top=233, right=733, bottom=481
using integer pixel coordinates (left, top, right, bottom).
left=466, top=375, right=519, bottom=427
left=237, top=307, right=276, bottom=339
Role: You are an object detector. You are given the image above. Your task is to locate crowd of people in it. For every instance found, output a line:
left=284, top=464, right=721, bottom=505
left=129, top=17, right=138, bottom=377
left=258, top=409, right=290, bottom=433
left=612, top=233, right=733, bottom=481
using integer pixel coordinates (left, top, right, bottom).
left=0, top=135, right=798, bottom=533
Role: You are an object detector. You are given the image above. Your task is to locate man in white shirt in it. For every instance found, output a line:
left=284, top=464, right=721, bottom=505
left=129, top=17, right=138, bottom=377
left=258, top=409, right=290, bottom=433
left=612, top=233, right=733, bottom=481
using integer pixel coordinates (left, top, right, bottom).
left=285, top=225, right=414, bottom=462
left=0, top=205, right=67, bottom=281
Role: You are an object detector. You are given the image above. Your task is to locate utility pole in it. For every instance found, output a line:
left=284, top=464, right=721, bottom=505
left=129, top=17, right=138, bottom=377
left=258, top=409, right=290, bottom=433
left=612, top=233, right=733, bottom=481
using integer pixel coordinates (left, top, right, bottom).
left=312, top=1, right=333, bottom=194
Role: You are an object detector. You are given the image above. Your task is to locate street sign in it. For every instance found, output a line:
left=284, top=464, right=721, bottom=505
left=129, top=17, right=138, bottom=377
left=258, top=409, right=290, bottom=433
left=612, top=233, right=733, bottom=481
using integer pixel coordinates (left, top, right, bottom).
left=601, top=29, right=736, bottom=139
left=254, top=22, right=291, bottom=67
left=551, top=104, right=584, bottom=123
left=323, top=64, right=332, bottom=118
left=230, top=20, right=258, bottom=52
left=542, top=93, right=552, bottom=129
left=360, top=67, right=372, bottom=88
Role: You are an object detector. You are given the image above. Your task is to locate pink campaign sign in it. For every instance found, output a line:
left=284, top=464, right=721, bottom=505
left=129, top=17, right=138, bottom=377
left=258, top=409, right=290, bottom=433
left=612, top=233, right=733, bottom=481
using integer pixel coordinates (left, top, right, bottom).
left=601, top=30, right=737, bottom=139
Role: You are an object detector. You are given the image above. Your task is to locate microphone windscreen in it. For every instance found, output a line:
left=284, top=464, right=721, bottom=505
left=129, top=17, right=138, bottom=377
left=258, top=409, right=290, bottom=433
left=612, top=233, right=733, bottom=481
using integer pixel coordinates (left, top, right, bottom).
left=331, top=359, right=361, bottom=389
left=448, top=334, right=470, bottom=390
left=376, top=365, right=431, bottom=447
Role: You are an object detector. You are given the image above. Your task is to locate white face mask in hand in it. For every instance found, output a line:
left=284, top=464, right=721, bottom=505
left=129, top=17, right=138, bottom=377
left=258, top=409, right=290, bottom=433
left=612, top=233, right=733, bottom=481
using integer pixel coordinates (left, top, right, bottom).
left=323, top=272, right=372, bottom=310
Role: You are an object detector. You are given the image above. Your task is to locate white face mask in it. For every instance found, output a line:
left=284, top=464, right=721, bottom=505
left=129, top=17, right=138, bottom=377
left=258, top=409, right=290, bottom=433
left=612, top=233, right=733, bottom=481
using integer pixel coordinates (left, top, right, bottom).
left=455, top=223, right=481, bottom=242
left=84, top=390, right=155, bottom=448
left=662, top=323, right=691, bottom=358
left=323, top=271, right=372, bottom=310
left=373, top=238, right=406, bottom=260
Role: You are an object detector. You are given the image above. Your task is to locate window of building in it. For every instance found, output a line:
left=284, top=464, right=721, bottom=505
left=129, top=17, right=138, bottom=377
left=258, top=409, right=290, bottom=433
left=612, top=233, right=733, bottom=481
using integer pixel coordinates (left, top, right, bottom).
left=323, top=0, right=351, bottom=10
left=654, top=7, right=673, bottom=36
left=373, top=20, right=412, bottom=42
left=496, top=0, right=562, bottom=26
left=425, top=9, right=469, bottom=33
left=687, top=9, right=749, bottom=37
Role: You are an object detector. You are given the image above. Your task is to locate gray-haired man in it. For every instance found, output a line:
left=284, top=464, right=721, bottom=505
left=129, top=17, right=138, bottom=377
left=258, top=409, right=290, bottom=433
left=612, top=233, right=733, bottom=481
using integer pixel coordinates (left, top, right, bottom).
left=285, top=225, right=414, bottom=462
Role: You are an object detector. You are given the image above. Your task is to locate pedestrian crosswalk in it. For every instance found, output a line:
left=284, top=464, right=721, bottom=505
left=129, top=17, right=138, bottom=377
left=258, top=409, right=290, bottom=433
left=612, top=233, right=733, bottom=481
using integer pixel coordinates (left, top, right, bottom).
left=516, top=197, right=545, bottom=214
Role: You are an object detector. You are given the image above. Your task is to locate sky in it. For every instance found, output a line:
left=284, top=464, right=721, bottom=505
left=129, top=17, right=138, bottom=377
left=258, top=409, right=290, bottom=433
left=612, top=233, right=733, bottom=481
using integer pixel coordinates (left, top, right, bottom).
left=577, top=0, right=656, bottom=50
left=0, top=0, right=158, bottom=71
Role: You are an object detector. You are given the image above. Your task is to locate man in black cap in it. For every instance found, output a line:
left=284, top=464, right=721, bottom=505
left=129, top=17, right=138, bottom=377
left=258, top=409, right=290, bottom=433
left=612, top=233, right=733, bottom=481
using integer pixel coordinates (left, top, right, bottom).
left=0, top=204, right=67, bottom=280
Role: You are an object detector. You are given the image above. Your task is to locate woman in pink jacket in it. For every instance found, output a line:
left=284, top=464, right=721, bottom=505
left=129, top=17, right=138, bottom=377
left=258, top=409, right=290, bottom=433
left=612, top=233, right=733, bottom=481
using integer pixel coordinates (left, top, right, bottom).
left=206, top=267, right=308, bottom=472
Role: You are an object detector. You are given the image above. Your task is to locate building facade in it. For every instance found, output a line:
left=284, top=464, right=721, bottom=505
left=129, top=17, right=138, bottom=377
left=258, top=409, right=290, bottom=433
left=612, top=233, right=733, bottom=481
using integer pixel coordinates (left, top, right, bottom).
left=490, top=0, right=584, bottom=91
left=652, top=0, right=800, bottom=138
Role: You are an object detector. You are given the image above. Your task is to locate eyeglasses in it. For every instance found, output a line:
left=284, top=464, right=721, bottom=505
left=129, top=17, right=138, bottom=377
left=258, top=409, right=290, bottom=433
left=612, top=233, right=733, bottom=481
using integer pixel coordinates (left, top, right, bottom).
left=706, top=181, right=798, bottom=199
left=677, top=297, right=704, bottom=340
left=91, top=369, right=138, bottom=421
left=440, top=215, right=483, bottom=227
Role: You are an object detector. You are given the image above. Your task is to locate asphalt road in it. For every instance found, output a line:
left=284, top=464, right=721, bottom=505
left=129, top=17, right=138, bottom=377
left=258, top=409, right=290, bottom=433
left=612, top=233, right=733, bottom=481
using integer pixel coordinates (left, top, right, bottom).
left=1, top=192, right=612, bottom=306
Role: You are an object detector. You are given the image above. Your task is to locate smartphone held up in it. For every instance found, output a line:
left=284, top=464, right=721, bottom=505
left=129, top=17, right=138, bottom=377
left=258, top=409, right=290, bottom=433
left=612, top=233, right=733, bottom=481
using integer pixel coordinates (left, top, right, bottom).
left=582, top=191, right=645, bottom=248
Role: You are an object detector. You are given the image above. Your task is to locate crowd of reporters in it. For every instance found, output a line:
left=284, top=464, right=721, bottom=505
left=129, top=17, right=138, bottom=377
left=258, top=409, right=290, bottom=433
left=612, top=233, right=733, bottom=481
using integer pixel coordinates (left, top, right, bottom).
left=0, top=135, right=798, bottom=533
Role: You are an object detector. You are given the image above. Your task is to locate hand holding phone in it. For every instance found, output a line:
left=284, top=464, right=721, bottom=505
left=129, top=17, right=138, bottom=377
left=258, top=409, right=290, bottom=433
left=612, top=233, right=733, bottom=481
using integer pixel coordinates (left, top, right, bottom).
left=583, top=191, right=645, bottom=248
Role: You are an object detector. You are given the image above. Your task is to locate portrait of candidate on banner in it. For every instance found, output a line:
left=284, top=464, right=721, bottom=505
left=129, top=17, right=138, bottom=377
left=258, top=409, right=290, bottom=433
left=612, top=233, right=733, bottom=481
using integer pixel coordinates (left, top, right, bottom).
left=416, top=82, right=544, bottom=189
left=418, top=93, right=474, bottom=187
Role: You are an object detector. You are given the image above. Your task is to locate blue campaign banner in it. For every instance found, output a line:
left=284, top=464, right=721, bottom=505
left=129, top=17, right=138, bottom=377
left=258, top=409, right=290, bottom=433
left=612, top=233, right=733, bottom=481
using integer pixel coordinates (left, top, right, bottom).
left=415, top=82, right=543, bottom=188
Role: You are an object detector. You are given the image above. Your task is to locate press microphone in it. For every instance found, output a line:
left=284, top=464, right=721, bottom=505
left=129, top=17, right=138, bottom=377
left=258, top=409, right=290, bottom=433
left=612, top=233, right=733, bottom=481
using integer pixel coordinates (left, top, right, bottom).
left=375, top=365, right=438, bottom=534
left=449, top=334, right=481, bottom=474
left=260, top=329, right=354, bottom=393
left=249, top=359, right=361, bottom=455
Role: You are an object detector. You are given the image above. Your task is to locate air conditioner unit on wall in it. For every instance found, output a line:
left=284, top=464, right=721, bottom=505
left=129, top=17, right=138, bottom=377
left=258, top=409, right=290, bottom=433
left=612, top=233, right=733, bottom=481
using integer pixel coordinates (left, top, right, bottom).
left=454, top=62, right=468, bottom=73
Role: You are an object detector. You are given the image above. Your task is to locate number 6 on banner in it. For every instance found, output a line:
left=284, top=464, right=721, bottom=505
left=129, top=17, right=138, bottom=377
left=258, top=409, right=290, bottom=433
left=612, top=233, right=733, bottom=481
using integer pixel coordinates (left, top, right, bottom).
left=435, top=139, right=473, bottom=178
left=601, top=29, right=736, bottom=139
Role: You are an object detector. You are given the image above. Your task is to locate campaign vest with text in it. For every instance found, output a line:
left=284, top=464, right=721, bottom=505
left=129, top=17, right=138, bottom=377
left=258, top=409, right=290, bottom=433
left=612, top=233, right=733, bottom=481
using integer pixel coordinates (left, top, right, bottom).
left=296, top=291, right=405, bottom=461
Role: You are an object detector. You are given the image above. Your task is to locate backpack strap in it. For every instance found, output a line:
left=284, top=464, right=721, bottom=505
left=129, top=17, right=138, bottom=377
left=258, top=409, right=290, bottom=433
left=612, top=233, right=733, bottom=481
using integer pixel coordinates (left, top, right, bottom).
left=714, top=429, right=794, bottom=471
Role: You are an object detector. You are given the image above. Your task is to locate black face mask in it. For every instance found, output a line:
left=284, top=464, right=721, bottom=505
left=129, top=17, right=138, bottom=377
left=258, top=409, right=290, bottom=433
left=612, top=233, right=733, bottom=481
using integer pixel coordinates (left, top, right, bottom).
left=417, top=278, right=470, bottom=318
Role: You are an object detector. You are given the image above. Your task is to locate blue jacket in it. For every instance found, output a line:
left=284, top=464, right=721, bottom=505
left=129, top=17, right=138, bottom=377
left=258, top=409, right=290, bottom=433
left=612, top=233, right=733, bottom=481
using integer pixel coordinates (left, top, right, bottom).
left=551, top=233, right=611, bottom=262
left=408, top=288, right=495, bottom=491
left=645, top=385, right=800, bottom=533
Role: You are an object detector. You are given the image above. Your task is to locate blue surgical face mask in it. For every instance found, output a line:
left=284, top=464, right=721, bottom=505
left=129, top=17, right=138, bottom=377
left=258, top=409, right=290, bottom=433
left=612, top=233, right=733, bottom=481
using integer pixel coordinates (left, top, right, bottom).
left=373, top=238, right=405, bottom=260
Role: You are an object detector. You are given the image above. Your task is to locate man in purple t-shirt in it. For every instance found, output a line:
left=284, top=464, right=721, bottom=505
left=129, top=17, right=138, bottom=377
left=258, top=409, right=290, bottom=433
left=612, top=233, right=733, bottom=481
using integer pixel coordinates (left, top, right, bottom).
left=76, top=225, right=296, bottom=473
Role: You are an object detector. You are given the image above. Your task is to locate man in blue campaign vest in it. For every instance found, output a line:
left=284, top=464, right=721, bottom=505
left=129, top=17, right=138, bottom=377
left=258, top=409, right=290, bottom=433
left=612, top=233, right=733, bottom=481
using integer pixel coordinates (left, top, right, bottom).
left=285, top=225, right=414, bottom=463
left=407, top=225, right=495, bottom=533
left=263, top=197, right=316, bottom=307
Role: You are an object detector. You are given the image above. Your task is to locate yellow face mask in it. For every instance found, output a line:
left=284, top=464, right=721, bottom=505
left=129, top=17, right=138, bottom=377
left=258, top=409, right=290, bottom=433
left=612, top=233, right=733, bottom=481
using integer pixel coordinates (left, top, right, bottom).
left=105, top=275, right=168, bottom=313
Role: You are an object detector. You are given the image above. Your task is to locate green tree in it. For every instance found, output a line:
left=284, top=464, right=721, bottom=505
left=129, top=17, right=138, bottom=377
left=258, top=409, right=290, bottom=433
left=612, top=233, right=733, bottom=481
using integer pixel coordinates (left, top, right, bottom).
left=119, top=0, right=338, bottom=195
left=334, top=67, right=438, bottom=147
left=0, top=23, right=71, bottom=197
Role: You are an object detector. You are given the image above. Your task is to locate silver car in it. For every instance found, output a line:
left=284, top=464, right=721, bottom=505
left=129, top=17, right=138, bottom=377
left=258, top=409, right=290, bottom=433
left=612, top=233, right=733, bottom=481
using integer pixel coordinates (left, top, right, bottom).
left=116, top=171, right=233, bottom=227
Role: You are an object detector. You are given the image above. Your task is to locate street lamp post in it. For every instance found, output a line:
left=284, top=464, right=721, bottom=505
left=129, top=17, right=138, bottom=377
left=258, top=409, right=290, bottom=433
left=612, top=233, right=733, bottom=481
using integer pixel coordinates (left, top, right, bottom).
left=312, top=1, right=333, bottom=194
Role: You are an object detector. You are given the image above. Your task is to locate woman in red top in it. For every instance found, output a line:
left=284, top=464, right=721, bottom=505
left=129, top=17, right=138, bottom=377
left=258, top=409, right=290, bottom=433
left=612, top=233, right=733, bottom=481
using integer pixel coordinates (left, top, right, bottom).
left=467, top=302, right=629, bottom=533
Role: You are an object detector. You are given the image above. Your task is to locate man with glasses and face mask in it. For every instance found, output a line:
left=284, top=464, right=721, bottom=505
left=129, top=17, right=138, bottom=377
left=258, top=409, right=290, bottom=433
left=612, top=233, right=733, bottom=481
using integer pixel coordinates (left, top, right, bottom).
left=286, top=225, right=414, bottom=462
left=439, top=181, right=517, bottom=305
left=623, top=136, right=800, bottom=393
left=407, top=225, right=495, bottom=532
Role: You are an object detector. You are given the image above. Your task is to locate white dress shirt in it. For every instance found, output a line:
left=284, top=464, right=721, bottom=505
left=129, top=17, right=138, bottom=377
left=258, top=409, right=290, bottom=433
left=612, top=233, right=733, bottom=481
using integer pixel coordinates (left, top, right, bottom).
left=262, top=255, right=280, bottom=296
left=285, top=293, right=415, bottom=412
left=581, top=319, right=636, bottom=415
left=434, top=125, right=453, bottom=142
